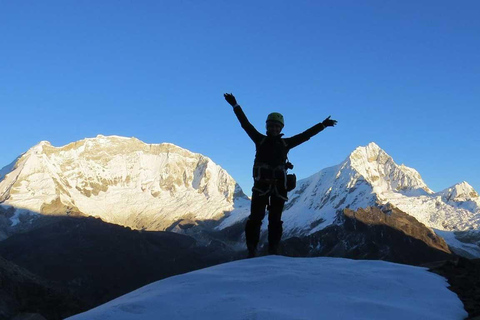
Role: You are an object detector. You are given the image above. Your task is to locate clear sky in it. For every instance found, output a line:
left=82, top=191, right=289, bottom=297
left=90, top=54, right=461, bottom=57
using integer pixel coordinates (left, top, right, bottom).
left=1, top=1, right=479, bottom=196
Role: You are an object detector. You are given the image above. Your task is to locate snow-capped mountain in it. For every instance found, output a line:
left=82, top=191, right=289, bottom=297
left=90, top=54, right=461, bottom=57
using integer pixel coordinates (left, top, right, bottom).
left=0, top=135, right=249, bottom=232
left=440, top=181, right=479, bottom=204
left=219, top=142, right=480, bottom=256
left=1, top=138, right=478, bottom=256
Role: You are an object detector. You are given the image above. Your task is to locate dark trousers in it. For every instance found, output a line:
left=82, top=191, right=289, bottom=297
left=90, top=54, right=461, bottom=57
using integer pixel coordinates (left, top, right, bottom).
left=245, top=189, right=285, bottom=252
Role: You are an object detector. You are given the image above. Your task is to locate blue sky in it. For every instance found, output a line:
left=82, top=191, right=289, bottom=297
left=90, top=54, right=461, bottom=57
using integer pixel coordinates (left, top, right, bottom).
left=1, top=1, right=479, bottom=195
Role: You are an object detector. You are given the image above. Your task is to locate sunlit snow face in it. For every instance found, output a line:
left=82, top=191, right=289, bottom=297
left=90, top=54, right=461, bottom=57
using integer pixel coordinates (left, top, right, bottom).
left=266, top=121, right=283, bottom=137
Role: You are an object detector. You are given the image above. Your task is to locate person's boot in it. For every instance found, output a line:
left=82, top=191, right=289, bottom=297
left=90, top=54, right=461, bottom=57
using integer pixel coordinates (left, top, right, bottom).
left=268, top=221, right=283, bottom=255
left=245, top=219, right=261, bottom=258
left=268, top=244, right=279, bottom=255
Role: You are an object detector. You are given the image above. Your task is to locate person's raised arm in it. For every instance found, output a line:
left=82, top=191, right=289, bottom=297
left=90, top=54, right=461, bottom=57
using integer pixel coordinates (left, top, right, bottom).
left=285, top=116, right=337, bottom=149
left=224, top=93, right=263, bottom=143
left=224, top=93, right=239, bottom=108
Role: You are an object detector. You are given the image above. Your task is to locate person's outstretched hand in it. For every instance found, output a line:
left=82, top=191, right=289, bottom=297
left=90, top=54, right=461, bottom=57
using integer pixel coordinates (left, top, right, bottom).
left=224, top=93, right=238, bottom=107
left=322, top=116, right=337, bottom=127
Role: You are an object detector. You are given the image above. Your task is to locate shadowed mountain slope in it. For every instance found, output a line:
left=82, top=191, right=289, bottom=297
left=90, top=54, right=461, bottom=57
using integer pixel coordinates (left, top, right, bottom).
left=0, top=254, right=83, bottom=320
left=0, top=216, right=238, bottom=318
left=282, top=206, right=454, bottom=265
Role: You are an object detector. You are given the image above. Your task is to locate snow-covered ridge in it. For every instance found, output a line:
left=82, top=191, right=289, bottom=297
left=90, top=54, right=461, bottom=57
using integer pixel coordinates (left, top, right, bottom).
left=0, top=135, right=249, bottom=230
left=66, top=256, right=467, bottom=320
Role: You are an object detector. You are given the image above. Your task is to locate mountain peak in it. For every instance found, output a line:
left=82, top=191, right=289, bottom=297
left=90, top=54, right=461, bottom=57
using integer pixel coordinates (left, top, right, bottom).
left=441, top=181, right=479, bottom=201
left=0, top=135, right=246, bottom=231
left=349, top=142, right=382, bottom=160
left=346, top=143, right=431, bottom=195
left=29, top=140, right=52, bottom=154
left=348, top=142, right=394, bottom=168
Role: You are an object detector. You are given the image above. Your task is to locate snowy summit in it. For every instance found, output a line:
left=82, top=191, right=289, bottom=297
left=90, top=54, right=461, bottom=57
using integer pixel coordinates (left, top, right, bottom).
left=0, top=135, right=249, bottom=231
left=66, top=256, right=467, bottom=320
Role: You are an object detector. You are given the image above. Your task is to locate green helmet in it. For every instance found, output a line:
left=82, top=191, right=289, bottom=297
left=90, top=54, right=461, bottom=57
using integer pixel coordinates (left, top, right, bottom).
left=266, top=112, right=284, bottom=126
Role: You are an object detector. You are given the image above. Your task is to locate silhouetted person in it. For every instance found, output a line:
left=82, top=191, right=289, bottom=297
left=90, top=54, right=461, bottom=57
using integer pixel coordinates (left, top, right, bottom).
left=224, top=93, right=337, bottom=258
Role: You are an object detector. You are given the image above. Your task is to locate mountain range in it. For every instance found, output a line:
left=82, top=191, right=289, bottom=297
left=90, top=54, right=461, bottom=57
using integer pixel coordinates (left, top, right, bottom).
left=0, top=136, right=479, bottom=257
left=1, top=135, right=480, bottom=318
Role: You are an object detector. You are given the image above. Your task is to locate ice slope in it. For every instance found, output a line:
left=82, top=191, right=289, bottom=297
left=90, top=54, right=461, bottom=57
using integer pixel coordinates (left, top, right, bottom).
left=66, top=256, right=467, bottom=320
left=0, top=158, right=18, bottom=182
left=0, top=135, right=249, bottom=230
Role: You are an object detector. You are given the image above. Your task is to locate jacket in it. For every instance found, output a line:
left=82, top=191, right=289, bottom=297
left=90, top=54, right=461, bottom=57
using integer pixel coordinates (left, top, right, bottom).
left=233, top=105, right=326, bottom=171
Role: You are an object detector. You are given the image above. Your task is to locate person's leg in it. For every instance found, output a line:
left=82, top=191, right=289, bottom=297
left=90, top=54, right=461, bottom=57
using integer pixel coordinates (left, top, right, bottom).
left=245, top=191, right=268, bottom=257
left=267, top=195, right=285, bottom=254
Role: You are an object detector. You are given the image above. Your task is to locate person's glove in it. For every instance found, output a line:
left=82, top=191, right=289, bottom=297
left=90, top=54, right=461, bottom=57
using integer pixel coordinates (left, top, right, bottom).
left=322, top=116, right=337, bottom=127
left=224, top=93, right=238, bottom=107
